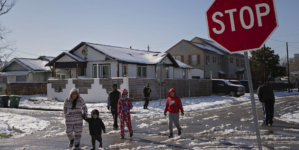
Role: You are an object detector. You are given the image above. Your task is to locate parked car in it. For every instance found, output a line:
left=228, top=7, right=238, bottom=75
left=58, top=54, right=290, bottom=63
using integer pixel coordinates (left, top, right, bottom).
left=212, top=79, right=245, bottom=97
left=228, top=80, right=249, bottom=93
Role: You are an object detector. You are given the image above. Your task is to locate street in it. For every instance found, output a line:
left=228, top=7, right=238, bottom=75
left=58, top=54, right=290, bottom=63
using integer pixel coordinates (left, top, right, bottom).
left=0, top=95, right=298, bottom=150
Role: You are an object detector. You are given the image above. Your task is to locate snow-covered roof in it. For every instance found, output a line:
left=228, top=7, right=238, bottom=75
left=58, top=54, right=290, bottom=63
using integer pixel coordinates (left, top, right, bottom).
left=64, top=52, right=86, bottom=62
left=236, top=68, right=246, bottom=73
left=37, top=56, right=55, bottom=61
left=175, top=60, right=193, bottom=69
left=16, top=58, right=52, bottom=72
left=218, top=71, right=226, bottom=74
left=190, top=42, right=224, bottom=55
left=0, top=71, right=31, bottom=75
left=84, top=42, right=168, bottom=64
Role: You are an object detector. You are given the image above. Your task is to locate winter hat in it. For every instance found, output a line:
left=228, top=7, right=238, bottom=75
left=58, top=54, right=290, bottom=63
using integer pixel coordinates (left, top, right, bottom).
left=113, top=83, right=117, bottom=87
left=146, top=83, right=150, bottom=87
left=121, top=89, right=128, bottom=98
left=91, top=109, right=100, bottom=118
left=68, top=88, right=80, bottom=100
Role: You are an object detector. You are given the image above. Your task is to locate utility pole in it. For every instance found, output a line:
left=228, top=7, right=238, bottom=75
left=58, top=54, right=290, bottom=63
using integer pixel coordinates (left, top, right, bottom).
left=286, top=42, right=290, bottom=93
left=263, top=44, right=266, bottom=84
left=147, top=45, right=150, bottom=52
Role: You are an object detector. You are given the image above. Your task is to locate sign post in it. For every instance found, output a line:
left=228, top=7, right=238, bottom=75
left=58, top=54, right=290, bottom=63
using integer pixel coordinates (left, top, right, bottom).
left=206, top=0, right=278, bottom=149
left=156, top=62, right=166, bottom=106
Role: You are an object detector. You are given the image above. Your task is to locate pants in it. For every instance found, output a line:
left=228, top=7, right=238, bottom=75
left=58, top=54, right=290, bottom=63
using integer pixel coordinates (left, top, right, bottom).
left=168, top=113, right=181, bottom=134
left=119, top=113, right=133, bottom=136
left=144, top=98, right=149, bottom=109
left=111, top=109, right=118, bottom=128
left=66, top=122, right=83, bottom=145
left=262, top=101, right=274, bottom=125
left=91, top=135, right=102, bottom=148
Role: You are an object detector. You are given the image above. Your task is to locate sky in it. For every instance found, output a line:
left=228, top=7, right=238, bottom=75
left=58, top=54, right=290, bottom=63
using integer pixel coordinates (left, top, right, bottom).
left=1, top=0, right=299, bottom=61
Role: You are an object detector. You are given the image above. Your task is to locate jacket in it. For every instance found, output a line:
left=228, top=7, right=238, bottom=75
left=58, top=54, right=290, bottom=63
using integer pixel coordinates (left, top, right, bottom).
left=143, top=87, right=152, bottom=98
left=107, top=90, right=121, bottom=110
left=83, top=109, right=106, bottom=135
left=118, top=89, right=133, bottom=116
left=257, top=85, right=275, bottom=103
left=164, top=88, right=184, bottom=113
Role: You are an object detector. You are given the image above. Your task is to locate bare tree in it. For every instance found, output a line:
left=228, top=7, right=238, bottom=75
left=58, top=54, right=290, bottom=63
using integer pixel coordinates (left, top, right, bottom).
left=0, top=0, right=16, bottom=64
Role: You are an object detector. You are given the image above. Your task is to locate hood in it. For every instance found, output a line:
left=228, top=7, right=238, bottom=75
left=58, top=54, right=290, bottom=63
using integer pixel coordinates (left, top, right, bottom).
left=168, top=88, right=177, bottom=98
left=121, top=89, right=128, bottom=98
left=91, top=109, right=99, bottom=118
left=68, top=88, right=81, bottom=100
left=146, top=83, right=150, bottom=87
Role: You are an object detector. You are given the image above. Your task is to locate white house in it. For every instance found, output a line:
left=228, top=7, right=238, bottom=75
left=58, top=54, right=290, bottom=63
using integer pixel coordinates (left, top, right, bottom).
left=46, top=42, right=193, bottom=80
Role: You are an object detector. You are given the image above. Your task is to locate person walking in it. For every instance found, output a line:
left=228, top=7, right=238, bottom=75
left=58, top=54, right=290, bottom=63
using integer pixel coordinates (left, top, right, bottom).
left=257, top=84, right=275, bottom=126
left=143, top=83, right=152, bottom=109
left=63, top=88, right=88, bottom=150
left=164, top=88, right=184, bottom=138
left=82, top=109, right=106, bottom=149
left=107, top=83, right=121, bottom=130
left=118, top=89, right=133, bottom=139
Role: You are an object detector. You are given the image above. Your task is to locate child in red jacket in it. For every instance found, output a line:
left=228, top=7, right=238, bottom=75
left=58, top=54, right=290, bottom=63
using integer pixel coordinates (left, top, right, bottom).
left=164, top=88, right=184, bottom=138
left=118, top=89, right=133, bottom=139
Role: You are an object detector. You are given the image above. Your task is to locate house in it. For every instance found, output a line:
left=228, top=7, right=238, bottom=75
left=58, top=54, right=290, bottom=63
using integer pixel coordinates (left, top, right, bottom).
left=0, top=56, right=54, bottom=95
left=46, top=42, right=193, bottom=80
left=166, top=37, right=247, bottom=80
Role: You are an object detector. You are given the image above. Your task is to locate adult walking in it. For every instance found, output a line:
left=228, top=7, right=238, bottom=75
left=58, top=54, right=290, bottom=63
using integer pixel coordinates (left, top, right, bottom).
left=143, top=83, right=151, bottom=109
left=257, top=84, right=275, bottom=126
left=63, top=88, right=88, bottom=150
left=107, top=83, right=121, bottom=130
left=164, top=88, right=184, bottom=138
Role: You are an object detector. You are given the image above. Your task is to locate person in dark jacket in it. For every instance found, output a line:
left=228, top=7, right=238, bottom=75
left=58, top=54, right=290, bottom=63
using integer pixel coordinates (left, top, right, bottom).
left=82, top=109, right=106, bottom=149
left=257, top=84, right=275, bottom=126
left=164, top=88, right=184, bottom=138
left=107, top=84, right=121, bottom=130
left=143, top=83, right=152, bottom=109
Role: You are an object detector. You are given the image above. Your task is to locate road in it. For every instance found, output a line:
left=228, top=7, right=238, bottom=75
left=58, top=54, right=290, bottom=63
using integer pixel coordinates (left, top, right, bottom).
left=0, top=95, right=299, bottom=150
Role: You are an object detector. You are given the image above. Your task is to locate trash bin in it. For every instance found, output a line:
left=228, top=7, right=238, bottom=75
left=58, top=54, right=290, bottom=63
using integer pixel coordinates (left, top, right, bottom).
left=0, top=95, right=10, bottom=108
left=9, top=95, right=21, bottom=108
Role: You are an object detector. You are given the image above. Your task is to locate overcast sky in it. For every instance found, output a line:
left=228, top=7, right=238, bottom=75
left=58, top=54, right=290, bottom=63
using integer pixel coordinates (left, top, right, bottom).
left=2, top=0, right=299, bottom=60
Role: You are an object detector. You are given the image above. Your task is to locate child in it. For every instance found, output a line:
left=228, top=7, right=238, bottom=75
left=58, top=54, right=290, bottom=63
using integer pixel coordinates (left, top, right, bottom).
left=82, top=109, right=106, bottom=150
left=118, top=89, right=133, bottom=139
left=164, top=88, right=184, bottom=138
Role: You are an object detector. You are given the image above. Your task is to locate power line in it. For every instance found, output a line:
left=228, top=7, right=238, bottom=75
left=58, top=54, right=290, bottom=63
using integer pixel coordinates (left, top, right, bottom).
left=288, top=45, right=299, bottom=50
left=270, top=39, right=299, bottom=43
left=272, top=44, right=286, bottom=49
left=273, top=33, right=299, bottom=37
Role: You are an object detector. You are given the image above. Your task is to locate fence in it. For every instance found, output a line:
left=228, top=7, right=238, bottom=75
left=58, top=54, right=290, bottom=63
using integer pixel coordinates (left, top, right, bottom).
left=6, top=83, right=47, bottom=95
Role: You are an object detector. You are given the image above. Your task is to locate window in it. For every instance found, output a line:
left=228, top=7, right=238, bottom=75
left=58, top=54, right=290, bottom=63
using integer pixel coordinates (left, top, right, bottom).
left=16, top=75, right=26, bottom=82
left=61, top=75, right=66, bottom=79
left=180, top=42, right=186, bottom=51
left=122, top=64, right=127, bottom=77
left=173, top=55, right=184, bottom=63
left=182, top=69, right=186, bottom=79
left=192, top=55, right=197, bottom=65
left=137, top=66, right=147, bottom=78
left=217, top=57, right=223, bottom=67
left=236, top=58, right=239, bottom=67
left=241, top=59, right=245, bottom=67
left=212, top=56, right=216, bottom=63
left=166, top=67, right=169, bottom=78
left=0, top=76, right=7, bottom=83
left=230, top=57, right=234, bottom=63
left=175, top=56, right=181, bottom=61
left=92, top=64, right=110, bottom=78
left=206, top=55, right=210, bottom=65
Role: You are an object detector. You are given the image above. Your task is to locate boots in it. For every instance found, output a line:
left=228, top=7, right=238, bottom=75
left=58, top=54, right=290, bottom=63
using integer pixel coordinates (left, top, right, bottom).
left=168, top=133, right=173, bottom=138
left=130, top=132, right=133, bottom=137
left=178, top=128, right=182, bottom=136
left=69, top=139, right=74, bottom=148
left=121, top=135, right=124, bottom=139
left=73, top=143, right=80, bottom=150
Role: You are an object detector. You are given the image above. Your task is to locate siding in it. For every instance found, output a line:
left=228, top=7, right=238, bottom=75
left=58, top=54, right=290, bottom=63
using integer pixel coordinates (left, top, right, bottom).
left=3, top=62, right=28, bottom=71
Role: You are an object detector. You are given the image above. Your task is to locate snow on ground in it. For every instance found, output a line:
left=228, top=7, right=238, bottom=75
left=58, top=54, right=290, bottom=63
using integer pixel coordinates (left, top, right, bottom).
left=0, top=112, right=50, bottom=136
left=16, top=90, right=298, bottom=116
left=279, top=110, right=299, bottom=123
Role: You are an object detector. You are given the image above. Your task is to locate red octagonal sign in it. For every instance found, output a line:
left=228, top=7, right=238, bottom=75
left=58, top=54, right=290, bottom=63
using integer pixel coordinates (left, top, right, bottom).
left=206, top=0, right=278, bottom=53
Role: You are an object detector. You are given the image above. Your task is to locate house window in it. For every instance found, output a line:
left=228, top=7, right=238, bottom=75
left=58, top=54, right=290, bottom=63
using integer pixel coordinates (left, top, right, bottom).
left=16, top=75, right=27, bottom=82
left=217, top=57, right=222, bottom=67
left=192, top=55, right=197, bottom=65
left=174, top=56, right=181, bottom=61
left=206, top=55, right=210, bottom=65
left=182, top=69, right=187, bottom=79
left=230, top=57, right=234, bottom=63
left=92, top=64, right=110, bottom=78
left=241, top=59, right=245, bottom=67
left=61, top=75, right=66, bottom=79
left=122, top=64, right=127, bottom=77
left=56, top=74, right=60, bottom=79
left=212, top=56, right=216, bottom=63
left=180, top=42, right=186, bottom=51
left=0, top=76, right=7, bottom=83
left=236, top=58, right=239, bottom=67
left=166, top=67, right=169, bottom=78
left=137, top=66, right=147, bottom=78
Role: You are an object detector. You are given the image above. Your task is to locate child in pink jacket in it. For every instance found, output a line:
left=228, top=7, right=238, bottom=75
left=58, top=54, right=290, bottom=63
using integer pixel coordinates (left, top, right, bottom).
left=118, top=89, right=133, bottom=139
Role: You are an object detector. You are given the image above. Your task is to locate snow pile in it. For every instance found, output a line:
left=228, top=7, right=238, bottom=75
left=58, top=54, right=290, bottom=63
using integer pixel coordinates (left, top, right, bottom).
left=283, top=128, right=299, bottom=132
left=279, top=110, right=299, bottom=123
left=0, top=112, right=50, bottom=136
left=137, top=123, right=150, bottom=128
left=203, top=115, right=219, bottom=120
left=108, top=143, right=131, bottom=149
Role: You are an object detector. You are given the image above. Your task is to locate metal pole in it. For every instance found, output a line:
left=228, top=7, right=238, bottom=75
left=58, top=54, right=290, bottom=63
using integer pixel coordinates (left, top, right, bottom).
left=159, top=65, right=162, bottom=106
left=263, top=44, right=266, bottom=84
left=244, top=51, right=262, bottom=150
left=286, top=42, right=290, bottom=93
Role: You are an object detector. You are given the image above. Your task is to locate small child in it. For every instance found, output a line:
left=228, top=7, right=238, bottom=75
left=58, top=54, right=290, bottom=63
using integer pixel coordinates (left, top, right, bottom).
left=164, top=88, right=184, bottom=138
left=118, top=89, right=133, bottom=139
left=82, top=109, right=106, bottom=150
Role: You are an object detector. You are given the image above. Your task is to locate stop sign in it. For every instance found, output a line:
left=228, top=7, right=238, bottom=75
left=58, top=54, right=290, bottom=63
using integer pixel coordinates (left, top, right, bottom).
left=206, top=0, right=278, bottom=53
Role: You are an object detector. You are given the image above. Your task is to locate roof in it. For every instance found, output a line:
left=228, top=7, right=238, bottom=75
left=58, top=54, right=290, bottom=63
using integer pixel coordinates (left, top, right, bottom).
left=46, top=52, right=86, bottom=66
left=193, top=37, right=244, bottom=56
left=175, top=59, right=193, bottom=69
left=236, top=68, right=246, bottom=73
left=218, top=71, right=226, bottom=74
left=0, top=71, right=31, bottom=75
left=189, top=41, right=224, bottom=55
left=2, top=58, right=52, bottom=73
left=37, top=56, right=55, bottom=61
